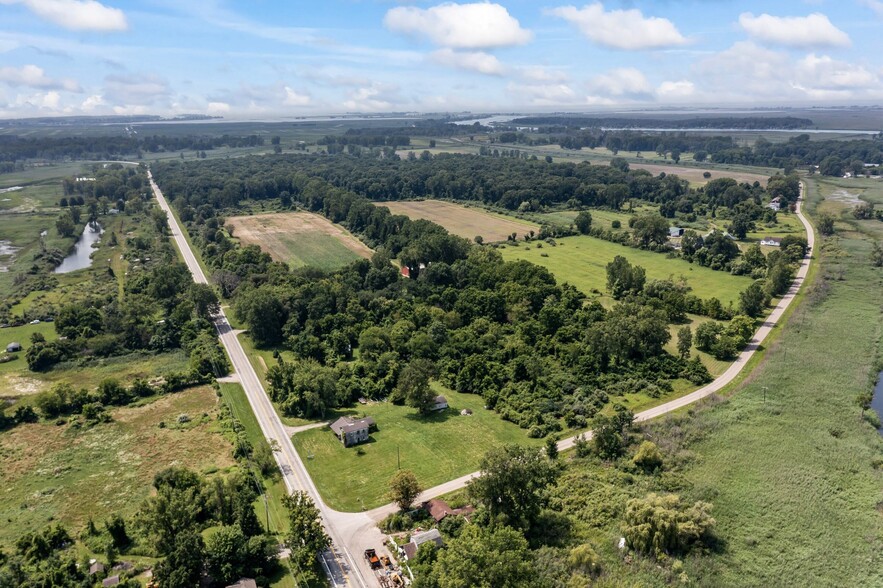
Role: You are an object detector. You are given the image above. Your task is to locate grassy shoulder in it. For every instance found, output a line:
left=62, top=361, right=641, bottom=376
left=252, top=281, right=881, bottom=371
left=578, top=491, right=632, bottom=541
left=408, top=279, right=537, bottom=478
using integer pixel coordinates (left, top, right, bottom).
left=637, top=187, right=883, bottom=585
left=291, top=384, right=545, bottom=511
left=0, top=386, right=235, bottom=548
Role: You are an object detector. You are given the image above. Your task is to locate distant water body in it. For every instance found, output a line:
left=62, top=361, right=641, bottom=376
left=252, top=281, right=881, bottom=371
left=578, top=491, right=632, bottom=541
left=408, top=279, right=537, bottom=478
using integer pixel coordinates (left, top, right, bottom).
left=872, top=371, right=883, bottom=437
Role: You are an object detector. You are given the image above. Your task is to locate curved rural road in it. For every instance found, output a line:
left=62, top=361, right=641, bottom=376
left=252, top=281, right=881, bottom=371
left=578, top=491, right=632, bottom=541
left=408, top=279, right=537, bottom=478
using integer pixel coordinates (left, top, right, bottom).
left=150, top=162, right=813, bottom=587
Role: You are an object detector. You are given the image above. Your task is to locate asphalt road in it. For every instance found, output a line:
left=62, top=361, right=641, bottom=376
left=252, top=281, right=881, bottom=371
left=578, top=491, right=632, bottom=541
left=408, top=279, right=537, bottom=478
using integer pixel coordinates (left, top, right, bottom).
left=148, top=171, right=373, bottom=588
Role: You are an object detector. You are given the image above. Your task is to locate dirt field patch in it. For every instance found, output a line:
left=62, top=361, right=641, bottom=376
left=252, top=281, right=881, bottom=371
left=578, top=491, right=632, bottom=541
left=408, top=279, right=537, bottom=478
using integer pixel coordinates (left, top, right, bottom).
left=628, top=163, right=769, bottom=187
left=226, top=212, right=373, bottom=270
left=376, top=200, right=540, bottom=243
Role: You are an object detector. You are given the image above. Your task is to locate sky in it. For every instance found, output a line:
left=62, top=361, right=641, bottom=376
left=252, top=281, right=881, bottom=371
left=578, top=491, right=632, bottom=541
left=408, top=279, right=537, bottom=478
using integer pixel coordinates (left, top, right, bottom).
left=0, top=0, right=882, bottom=118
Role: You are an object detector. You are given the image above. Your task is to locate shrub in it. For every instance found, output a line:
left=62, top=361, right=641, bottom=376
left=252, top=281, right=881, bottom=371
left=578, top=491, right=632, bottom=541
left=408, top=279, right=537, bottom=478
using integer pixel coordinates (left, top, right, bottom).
left=632, top=441, right=664, bottom=472
left=623, top=493, right=715, bottom=558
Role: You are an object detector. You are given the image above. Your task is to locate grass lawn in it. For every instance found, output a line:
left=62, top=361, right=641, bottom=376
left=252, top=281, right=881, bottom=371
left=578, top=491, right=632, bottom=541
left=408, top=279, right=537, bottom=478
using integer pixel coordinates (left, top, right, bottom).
left=291, top=385, right=544, bottom=511
left=642, top=179, right=883, bottom=586
left=0, top=386, right=235, bottom=548
left=499, top=234, right=753, bottom=306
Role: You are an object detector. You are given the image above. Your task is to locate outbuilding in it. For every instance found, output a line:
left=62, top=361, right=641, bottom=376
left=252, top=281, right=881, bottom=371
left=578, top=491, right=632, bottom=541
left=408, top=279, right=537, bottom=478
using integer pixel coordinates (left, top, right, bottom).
left=400, top=529, right=444, bottom=561
left=668, top=227, right=684, bottom=238
left=5, top=342, right=22, bottom=353
left=760, top=237, right=782, bottom=247
left=432, top=395, right=448, bottom=411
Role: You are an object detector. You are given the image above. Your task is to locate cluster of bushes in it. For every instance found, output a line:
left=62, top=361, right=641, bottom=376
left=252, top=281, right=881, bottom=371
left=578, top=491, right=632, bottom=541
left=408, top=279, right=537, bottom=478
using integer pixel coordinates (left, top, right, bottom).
left=694, top=315, right=756, bottom=360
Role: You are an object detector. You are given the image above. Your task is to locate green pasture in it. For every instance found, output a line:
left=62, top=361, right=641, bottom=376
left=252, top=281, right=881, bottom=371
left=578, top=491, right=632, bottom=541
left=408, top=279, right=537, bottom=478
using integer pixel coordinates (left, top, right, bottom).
left=499, top=234, right=753, bottom=305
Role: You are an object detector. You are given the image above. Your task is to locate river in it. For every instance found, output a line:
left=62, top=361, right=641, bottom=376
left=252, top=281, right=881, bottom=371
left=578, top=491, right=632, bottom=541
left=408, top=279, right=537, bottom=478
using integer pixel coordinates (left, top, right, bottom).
left=54, top=222, right=103, bottom=274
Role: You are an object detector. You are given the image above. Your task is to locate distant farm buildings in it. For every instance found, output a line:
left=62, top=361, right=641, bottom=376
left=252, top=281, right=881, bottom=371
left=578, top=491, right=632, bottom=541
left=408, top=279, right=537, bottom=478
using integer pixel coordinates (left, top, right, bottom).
left=760, top=237, right=782, bottom=247
left=768, top=197, right=782, bottom=210
left=329, top=416, right=376, bottom=447
left=668, top=227, right=685, bottom=238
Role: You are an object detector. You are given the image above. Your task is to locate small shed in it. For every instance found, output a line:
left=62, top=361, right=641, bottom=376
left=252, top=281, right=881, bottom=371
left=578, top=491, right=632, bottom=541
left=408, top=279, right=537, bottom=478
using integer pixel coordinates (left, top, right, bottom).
left=767, top=197, right=781, bottom=210
left=432, top=395, right=448, bottom=411
left=760, top=237, right=782, bottom=247
left=226, top=580, right=258, bottom=588
left=102, top=576, right=120, bottom=588
left=401, top=529, right=444, bottom=561
left=668, top=227, right=684, bottom=238
left=6, top=342, right=22, bottom=353
left=88, top=562, right=105, bottom=576
left=329, top=416, right=376, bottom=447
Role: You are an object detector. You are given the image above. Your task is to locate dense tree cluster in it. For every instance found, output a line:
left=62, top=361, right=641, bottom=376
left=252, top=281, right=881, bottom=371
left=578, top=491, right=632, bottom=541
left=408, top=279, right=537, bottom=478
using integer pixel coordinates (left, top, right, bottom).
left=0, top=133, right=264, bottom=164
left=511, top=116, right=814, bottom=130
left=150, top=159, right=714, bottom=436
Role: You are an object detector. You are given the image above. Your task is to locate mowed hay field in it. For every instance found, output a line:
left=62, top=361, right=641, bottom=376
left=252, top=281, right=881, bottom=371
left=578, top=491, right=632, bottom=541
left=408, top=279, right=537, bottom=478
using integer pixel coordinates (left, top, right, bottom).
left=376, top=199, right=539, bottom=242
left=500, top=235, right=753, bottom=306
left=0, top=386, right=235, bottom=546
left=227, top=212, right=373, bottom=270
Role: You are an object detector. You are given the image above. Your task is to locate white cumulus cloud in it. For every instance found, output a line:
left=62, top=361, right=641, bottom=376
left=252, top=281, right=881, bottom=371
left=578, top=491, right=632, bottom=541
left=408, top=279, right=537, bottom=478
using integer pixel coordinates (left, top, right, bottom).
left=507, top=81, right=577, bottom=105
left=384, top=2, right=532, bottom=49
left=0, top=0, right=128, bottom=32
left=206, top=101, right=230, bottom=115
left=548, top=3, right=687, bottom=50
left=657, top=80, right=695, bottom=100
left=0, top=64, right=81, bottom=92
left=589, top=67, right=652, bottom=97
left=738, top=12, right=850, bottom=48
left=80, top=94, right=104, bottom=110
left=860, top=0, right=883, bottom=18
left=431, top=48, right=504, bottom=75
left=282, top=86, right=311, bottom=106
left=520, top=66, right=568, bottom=83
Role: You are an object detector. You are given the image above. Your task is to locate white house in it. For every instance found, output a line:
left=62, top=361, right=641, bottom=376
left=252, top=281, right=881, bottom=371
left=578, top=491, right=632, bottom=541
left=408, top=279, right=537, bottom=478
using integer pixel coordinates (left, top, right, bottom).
left=759, top=237, right=782, bottom=247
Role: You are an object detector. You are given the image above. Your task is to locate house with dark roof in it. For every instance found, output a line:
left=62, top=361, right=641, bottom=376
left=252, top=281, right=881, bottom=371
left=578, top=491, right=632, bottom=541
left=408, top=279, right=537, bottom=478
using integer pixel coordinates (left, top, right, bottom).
left=423, top=498, right=477, bottom=523
left=329, top=416, right=376, bottom=447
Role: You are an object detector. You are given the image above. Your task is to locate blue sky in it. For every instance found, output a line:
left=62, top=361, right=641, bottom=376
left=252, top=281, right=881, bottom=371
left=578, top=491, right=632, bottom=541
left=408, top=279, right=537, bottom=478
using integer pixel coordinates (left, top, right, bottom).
left=0, top=0, right=882, bottom=118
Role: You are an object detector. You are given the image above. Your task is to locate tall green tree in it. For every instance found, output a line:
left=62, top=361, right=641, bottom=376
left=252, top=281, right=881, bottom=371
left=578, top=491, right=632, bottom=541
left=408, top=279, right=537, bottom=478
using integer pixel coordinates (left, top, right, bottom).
left=420, top=525, right=534, bottom=588
left=467, top=445, right=559, bottom=533
left=282, top=491, right=330, bottom=572
left=388, top=470, right=422, bottom=511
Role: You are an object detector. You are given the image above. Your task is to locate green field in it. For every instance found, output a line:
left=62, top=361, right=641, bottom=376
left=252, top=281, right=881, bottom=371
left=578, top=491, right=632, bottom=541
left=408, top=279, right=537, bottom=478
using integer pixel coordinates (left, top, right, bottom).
left=499, top=234, right=753, bottom=305
left=0, top=386, right=235, bottom=547
left=640, top=177, right=883, bottom=586
left=292, top=385, right=544, bottom=511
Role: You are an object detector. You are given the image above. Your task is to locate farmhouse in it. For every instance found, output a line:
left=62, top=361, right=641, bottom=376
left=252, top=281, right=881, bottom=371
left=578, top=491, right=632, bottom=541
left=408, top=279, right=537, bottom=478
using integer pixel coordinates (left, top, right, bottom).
left=6, top=341, right=22, bottom=352
left=760, top=237, right=782, bottom=247
left=768, top=197, right=782, bottom=210
left=423, top=498, right=477, bottom=523
left=432, top=395, right=448, bottom=411
left=400, top=529, right=444, bottom=561
left=669, top=227, right=685, bottom=238
left=329, top=416, right=376, bottom=447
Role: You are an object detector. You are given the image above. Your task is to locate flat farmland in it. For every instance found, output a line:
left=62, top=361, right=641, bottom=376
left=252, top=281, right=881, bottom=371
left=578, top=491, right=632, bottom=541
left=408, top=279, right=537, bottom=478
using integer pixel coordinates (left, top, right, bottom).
left=376, top=199, right=539, bottom=242
left=628, top=163, right=769, bottom=187
left=226, top=212, right=373, bottom=271
left=500, top=235, right=753, bottom=305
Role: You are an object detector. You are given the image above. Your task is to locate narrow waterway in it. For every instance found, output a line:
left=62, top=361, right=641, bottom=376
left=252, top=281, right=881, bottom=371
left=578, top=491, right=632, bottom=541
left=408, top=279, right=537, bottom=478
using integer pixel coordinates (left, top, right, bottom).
left=54, top=222, right=103, bottom=274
